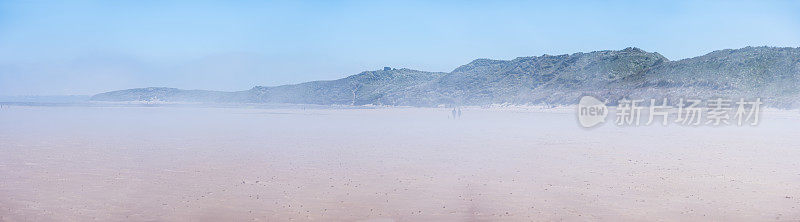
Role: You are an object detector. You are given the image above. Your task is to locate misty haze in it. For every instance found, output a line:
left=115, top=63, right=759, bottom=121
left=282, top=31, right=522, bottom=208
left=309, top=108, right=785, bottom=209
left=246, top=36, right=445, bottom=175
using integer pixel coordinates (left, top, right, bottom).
left=2, top=1, right=800, bottom=222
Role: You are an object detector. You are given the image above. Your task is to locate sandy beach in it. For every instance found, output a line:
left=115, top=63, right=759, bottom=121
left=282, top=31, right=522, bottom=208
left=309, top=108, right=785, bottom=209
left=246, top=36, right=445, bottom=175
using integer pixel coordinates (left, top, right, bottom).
left=1, top=105, right=799, bottom=221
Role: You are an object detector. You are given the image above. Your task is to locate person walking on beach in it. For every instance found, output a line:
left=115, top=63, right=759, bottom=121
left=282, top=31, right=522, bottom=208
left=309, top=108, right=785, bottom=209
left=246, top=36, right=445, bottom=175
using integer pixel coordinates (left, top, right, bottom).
left=457, top=107, right=462, bottom=118
left=451, top=108, right=457, bottom=119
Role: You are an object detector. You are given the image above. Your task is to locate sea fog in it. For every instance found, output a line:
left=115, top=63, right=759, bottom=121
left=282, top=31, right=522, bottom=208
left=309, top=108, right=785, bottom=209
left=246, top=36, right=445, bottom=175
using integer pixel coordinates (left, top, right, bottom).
left=1, top=105, right=799, bottom=221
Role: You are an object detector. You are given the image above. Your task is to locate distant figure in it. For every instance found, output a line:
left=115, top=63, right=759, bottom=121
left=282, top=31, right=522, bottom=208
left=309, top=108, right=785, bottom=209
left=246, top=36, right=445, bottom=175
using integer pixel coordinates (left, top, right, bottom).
left=451, top=108, right=457, bottom=119
left=457, top=107, right=462, bottom=118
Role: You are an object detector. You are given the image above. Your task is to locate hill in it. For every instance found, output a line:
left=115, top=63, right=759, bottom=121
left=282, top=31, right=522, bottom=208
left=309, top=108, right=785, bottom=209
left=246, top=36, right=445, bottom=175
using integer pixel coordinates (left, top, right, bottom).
left=91, top=46, right=800, bottom=108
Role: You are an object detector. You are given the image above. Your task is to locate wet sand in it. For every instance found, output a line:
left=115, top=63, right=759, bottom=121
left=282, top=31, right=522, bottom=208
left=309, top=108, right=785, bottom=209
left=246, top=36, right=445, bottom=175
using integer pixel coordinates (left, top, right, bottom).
left=1, top=106, right=799, bottom=221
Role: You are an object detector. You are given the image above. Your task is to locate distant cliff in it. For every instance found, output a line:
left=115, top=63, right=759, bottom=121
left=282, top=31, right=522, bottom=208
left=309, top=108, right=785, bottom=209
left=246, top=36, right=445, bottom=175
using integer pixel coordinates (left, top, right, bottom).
left=92, top=46, right=800, bottom=108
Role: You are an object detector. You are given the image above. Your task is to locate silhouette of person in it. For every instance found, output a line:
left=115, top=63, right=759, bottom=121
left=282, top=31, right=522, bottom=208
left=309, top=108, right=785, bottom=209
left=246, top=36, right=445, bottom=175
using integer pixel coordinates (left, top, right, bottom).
left=457, top=107, right=462, bottom=118
left=452, top=108, right=457, bottom=119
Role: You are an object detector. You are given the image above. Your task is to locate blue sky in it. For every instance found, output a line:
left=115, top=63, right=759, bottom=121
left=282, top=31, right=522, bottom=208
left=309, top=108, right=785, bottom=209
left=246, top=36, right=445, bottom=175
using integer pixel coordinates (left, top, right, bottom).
left=1, top=0, right=799, bottom=95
